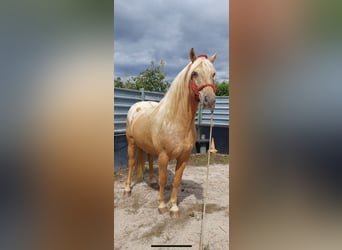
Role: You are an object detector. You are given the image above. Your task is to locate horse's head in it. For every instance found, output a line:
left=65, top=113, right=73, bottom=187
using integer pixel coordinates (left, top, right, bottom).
left=189, top=48, right=217, bottom=110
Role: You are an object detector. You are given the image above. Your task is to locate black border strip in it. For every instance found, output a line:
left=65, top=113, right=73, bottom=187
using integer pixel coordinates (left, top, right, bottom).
left=151, top=245, right=192, bottom=247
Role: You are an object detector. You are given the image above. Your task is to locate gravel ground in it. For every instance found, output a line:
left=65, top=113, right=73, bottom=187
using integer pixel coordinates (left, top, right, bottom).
left=114, top=163, right=229, bottom=250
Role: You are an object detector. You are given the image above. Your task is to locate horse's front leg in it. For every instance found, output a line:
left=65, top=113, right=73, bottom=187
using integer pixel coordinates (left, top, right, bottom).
left=169, top=154, right=190, bottom=218
left=158, top=152, right=169, bottom=214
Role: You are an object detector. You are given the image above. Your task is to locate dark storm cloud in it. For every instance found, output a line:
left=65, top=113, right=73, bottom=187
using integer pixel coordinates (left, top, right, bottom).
left=114, top=0, right=229, bottom=82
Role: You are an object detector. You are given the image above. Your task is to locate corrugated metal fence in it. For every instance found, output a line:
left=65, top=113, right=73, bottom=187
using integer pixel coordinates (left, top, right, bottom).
left=196, top=97, right=229, bottom=127
left=114, top=87, right=229, bottom=135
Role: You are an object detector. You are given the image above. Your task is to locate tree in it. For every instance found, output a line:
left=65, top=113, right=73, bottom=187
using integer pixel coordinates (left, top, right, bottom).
left=133, top=60, right=170, bottom=92
left=215, top=81, right=229, bottom=96
left=114, top=61, right=170, bottom=93
left=114, top=76, right=124, bottom=88
left=124, top=74, right=137, bottom=90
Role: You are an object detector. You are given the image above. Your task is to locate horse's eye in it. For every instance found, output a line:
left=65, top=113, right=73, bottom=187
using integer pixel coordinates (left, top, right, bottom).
left=191, top=71, right=198, bottom=78
left=212, top=73, right=216, bottom=78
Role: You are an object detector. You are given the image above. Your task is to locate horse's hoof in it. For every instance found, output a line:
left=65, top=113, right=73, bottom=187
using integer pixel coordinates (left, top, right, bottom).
left=123, top=190, right=131, bottom=197
left=150, top=182, right=159, bottom=189
left=170, top=210, right=180, bottom=218
left=158, top=207, right=168, bottom=214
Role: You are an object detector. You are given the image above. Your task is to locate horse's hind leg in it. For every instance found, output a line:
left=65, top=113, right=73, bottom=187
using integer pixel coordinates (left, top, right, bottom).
left=148, top=154, right=158, bottom=188
left=158, top=152, right=169, bottom=214
left=124, top=139, right=135, bottom=196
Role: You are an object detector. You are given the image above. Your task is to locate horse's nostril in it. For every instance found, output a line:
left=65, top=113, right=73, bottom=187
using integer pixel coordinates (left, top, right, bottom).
left=204, top=96, right=208, bottom=102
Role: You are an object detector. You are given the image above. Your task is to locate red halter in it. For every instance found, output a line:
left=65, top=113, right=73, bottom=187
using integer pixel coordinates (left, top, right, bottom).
left=190, top=54, right=217, bottom=102
left=191, top=81, right=217, bottom=102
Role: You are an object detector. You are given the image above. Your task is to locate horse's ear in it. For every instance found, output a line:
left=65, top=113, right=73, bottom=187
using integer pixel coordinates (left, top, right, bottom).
left=209, top=53, right=217, bottom=63
left=189, top=48, right=197, bottom=62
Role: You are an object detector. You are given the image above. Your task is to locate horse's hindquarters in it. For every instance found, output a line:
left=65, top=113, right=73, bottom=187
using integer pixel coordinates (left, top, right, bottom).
left=126, top=101, right=161, bottom=155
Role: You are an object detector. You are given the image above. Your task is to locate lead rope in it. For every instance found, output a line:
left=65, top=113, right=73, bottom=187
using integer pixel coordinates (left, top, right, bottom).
left=199, top=109, right=214, bottom=250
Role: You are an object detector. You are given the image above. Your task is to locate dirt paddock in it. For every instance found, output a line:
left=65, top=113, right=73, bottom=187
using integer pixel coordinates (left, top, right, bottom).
left=114, top=156, right=229, bottom=250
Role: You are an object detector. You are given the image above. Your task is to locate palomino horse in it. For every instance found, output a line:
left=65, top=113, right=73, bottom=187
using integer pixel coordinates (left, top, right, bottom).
left=124, top=48, right=217, bottom=218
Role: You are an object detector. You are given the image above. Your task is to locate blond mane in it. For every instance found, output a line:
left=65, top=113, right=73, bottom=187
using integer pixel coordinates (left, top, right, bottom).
left=157, top=57, right=208, bottom=121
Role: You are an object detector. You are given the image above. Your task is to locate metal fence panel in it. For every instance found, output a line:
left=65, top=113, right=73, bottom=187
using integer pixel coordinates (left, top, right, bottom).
left=114, top=87, right=229, bottom=134
left=196, top=97, right=229, bottom=127
left=114, top=88, right=164, bottom=134
left=144, top=90, right=165, bottom=102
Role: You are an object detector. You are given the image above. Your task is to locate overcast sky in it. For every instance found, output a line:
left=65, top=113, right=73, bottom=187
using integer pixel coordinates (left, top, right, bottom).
left=114, top=0, right=229, bottom=83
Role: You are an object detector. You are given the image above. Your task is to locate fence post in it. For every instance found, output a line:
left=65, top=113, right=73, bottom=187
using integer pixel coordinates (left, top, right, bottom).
left=140, top=88, right=145, bottom=101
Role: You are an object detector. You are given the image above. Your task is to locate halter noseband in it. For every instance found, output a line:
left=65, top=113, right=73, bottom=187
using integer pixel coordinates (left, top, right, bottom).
left=190, top=54, right=217, bottom=102
left=191, top=81, right=217, bottom=101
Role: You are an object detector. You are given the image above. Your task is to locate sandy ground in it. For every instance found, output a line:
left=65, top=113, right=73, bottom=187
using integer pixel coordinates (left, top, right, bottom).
left=114, top=163, right=229, bottom=250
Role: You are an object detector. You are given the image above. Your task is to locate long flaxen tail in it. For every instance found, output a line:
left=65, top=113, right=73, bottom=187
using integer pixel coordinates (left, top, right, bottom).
left=135, top=147, right=145, bottom=182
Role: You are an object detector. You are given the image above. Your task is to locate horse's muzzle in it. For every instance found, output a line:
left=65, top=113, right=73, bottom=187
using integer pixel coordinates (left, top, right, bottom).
left=202, top=94, right=216, bottom=110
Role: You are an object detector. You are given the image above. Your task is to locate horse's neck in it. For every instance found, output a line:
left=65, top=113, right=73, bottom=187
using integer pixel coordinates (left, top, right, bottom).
left=160, top=88, right=198, bottom=131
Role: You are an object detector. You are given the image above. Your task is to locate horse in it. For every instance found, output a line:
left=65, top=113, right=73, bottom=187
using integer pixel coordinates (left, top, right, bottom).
left=124, top=48, right=217, bottom=218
